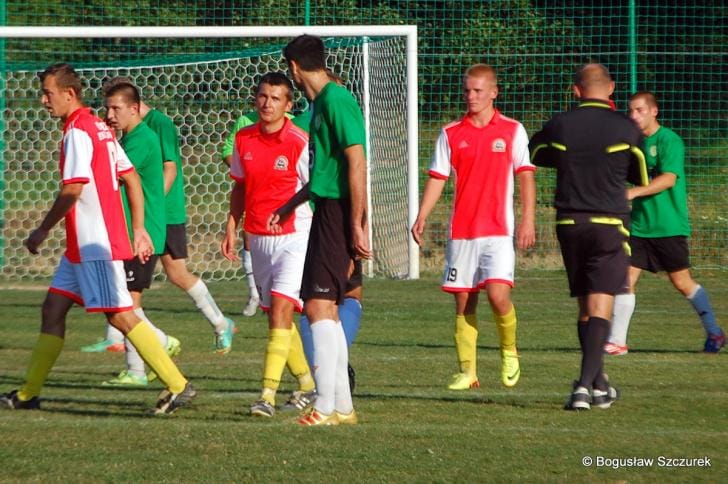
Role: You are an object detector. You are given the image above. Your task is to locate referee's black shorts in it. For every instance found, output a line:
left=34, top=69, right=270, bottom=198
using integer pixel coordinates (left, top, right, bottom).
left=557, top=220, right=630, bottom=297
left=301, top=198, right=354, bottom=305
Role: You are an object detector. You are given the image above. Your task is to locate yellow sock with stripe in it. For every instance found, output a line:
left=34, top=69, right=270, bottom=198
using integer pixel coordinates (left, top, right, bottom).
left=126, top=321, right=187, bottom=393
left=286, top=323, right=315, bottom=392
left=454, top=313, right=478, bottom=376
left=261, top=327, right=293, bottom=404
left=18, top=333, right=64, bottom=401
left=494, top=305, right=517, bottom=352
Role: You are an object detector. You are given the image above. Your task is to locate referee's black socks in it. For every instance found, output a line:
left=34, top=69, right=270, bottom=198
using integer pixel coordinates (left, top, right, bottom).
left=578, top=317, right=610, bottom=390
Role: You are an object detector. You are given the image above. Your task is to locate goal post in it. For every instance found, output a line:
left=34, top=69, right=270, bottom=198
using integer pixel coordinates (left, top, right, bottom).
left=0, top=25, right=419, bottom=281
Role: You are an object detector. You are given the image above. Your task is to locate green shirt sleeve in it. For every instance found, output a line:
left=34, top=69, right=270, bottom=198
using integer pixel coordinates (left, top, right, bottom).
left=329, top=89, right=366, bottom=150
left=656, top=128, right=685, bottom=178
left=221, top=113, right=257, bottom=159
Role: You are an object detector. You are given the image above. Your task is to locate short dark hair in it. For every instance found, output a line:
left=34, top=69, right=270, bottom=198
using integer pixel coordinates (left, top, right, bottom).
left=630, top=91, right=659, bottom=108
left=38, top=63, right=83, bottom=98
left=574, top=63, right=612, bottom=89
left=257, top=72, right=294, bottom=102
left=104, top=82, right=141, bottom=105
left=283, top=34, right=326, bottom=71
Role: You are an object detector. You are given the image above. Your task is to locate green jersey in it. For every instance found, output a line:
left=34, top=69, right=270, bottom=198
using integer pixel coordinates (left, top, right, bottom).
left=631, top=126, right=691, bottom=237
left=143, top=109, right=186, bottom=224
left=309, top=82, right=366, bottom=200
left=221, top=111, right=296, bottom=159
left=120, top=122, right=167, bottom=253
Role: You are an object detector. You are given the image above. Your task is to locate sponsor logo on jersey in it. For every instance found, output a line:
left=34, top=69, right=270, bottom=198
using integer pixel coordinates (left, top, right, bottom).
left=244, top=151, right=253, bottom=160
left=492, top=138, right=507, bottom=152
left=274, top=155, right=289, bottom=170
left=650, top=145, right=658, bottom=157
left=458, top=140, right=469, bottom=149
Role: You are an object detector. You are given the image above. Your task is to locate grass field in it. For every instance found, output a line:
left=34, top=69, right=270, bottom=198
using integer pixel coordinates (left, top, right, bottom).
left=1, top=270, right=726, bottom=482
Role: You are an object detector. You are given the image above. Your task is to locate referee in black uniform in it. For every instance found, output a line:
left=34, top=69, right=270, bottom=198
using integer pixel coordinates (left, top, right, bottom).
left=530, top=63, right=648, bottom=410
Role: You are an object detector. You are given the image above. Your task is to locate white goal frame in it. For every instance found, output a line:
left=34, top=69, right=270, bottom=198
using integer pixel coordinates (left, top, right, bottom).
left=0, top=25, right=420, bottom=279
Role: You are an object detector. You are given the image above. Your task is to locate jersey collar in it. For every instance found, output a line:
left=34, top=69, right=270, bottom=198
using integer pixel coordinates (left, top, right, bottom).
left=254, top=116, right=292, bottom=142
left=463, top=108, right=501, bottom=128
left=63, top=107, right=91, bottom=130
left=578, top=99, right=612, bottom=109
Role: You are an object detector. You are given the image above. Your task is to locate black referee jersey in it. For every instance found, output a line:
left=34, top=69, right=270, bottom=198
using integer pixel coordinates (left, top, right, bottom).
left=529, top=99, right=648, bottom=219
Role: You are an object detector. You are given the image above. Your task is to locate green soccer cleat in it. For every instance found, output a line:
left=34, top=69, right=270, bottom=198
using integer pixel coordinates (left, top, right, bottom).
left=447, top=372, right=480, bottom=391
left=214, top=318, right=236, bottom=354
left=500, top=349, right=521, bottom=388
left=80, top=338, right=125, bottom=353
left=102, top=370, right=148, bottom=387
left=147, top=336, right=182, bottom=383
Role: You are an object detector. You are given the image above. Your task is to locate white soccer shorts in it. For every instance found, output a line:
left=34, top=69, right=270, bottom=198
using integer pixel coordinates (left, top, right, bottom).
left=441, top=236, right=515, bottom=292
left=49, top=256, right=134, bottom=312
left=249, top=230, right=309, bottom=312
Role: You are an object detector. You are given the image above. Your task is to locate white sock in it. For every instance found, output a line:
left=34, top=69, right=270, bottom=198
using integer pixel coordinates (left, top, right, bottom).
left=187, top=279, right=227, bottom=333
left=242, top=250, right=259, bottom=300
left=105, top=324, right=124, bottom=344
left=609, top=294, right=636, bottom=346
left=125, top=309, right=168, bottom=377
left=334, top=321, right=353, bottom=414
left=311, top=319, right=339, bottom=416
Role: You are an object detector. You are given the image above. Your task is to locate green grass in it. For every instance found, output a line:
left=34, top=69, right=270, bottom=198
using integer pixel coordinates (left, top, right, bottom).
left=1, top=270, right=726, bottom=482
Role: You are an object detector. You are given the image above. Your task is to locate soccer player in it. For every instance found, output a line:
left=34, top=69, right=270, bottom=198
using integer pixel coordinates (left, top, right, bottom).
left=100, top=81, right=181, bottom=386
left=282, top=34, right=371, bottom=425
left=606, top=91, right=725, bottom=355
left=530, top=63, right=647, bottom=410
left=1, top=63, right=194, bottom=414
left=81, top=77, right=236, bottom=354
left=411, top=64, right=536, bottom=392
left=221, top=72, right=316, bottom=418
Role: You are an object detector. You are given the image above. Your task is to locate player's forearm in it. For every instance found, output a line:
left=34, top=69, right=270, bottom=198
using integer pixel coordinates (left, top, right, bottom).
left=628, top=172, right=676, bottom=200
left=40, top=183, right=83, bottom=231
left=227, top=183, right=245, bottom=229
left=346, top=145, right=368, bottom=228
left=277, top=183, right=310, bottom=217
left=163, top=161, right=177, bottom=194
left=518, top=171, right=536, bottom=225
left=122, top=172, right=146, bottom=230
left=415, top=177, right=446, bottom=223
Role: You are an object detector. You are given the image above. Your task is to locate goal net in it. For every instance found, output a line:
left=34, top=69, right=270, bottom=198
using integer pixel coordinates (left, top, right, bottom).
left=0, top=26, right=419, bottom=282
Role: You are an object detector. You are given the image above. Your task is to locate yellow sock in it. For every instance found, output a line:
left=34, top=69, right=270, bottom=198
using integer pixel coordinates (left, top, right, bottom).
left=262, top=327, right=293, bottom=403
left=286, top=323, right=315, bottom=392
left=127, top=321, right=187, bottom=393
left=494, top=305, right=517, bottom=352
left=454, top=313, right=478, bottom=376
left=18, top=333, right=64, bottom=400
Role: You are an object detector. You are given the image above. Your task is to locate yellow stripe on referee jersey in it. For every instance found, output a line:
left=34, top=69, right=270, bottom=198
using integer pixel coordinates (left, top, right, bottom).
left=606, top=143, right=630, bottom=153
left=556, top=219, right=575, bottom=225
left=590, top=217, right=630, bottom=237
left=631, top=146, right=649, bottom=186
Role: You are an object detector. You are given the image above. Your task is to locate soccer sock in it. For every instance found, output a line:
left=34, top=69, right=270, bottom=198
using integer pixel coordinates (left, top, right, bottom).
left=609, top=294, right=635, bottom=346
left=18, top=333, right=64, bottom=400
left=493, top=305, right=517, bottom=352
left=286, top=323, right=315, bottom=392
left=126, top=321, right=187, bottom=394
left=339, top=297, right=363, bottom=347
left=125, top=308, right=168, bottom=378
left=243, top=249, right=259, bottom=301
left=261, top=328, right=293, bottom=404
left=334, top=321, right=353, bottom=414
left=454, top=313, right=478, bottom=376
left=578, top=317, right=610, bottom=390
left=186, top=279, right=227, bottom=334
left=311, top=319, right=339, bottom=415
left=687, top=285, right=722, bottom=335
left=299, top=314, right=315, bottom=368
left=105, top=324, right=124, bottom=344
left=577, top=320, right=587, bottom=351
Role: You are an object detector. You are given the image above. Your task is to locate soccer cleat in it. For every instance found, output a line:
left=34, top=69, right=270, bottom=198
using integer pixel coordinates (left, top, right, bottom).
left=500, top=349, right=521, bottom=387
left=1, top=390, right=41, bottom=410
left=447, top=372, right=480, bottom=391
left=704, top=330, right=725, bottom=354
left=348, top=363, right=356, bottom=394
left=281, top=389, right=317, bottom=413
left=335, top=409, right=358, bottom=425
left=102, top=370, right=148, bottom=387
left=147, top=336, right=182, bottom=383
left=297, top=409, right=339, bottom=426
left=604, top=342, right=629, bottom=356
left=150, top=382, right=196, bottom=415
left=243, top=297, right=260, bottom=317
left=592, top=386, right=620, bottom=409
left=250, top=399, right=275, bottom=418
left=564, top=385, right=591, bottom=411
left=214, top=318, right=236, bottom=354
left=80, top=338, right=126, bottom=353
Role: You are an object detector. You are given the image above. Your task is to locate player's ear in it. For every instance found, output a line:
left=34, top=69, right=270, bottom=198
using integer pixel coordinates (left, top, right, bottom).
left=572, top=84, right=582, bottom=99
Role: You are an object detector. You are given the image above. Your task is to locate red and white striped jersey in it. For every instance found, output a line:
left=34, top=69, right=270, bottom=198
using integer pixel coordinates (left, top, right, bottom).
left=61, top=107, right=134, bottom=262
left=429, top=110, right=535, bottom=239
left=230, top=117, right=311, bottom=235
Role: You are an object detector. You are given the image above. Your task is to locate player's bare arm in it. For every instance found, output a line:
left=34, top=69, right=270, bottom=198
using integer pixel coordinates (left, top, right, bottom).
left=119, top=170, right=153, bottom=263
left=162, top=160, right=177, bottom=195
left=516, top=170, right=536, bottom=250
left=267, top=182, right=310, bottom=233
left=411, top=177, right=446, bottom=246
left=25, top=182, right=84, bottom=254
left=346, top=143, right=372, bottom=260
left=221, top=182, right=245, bottom=261
left=627, top=172, right=677, bottom=200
